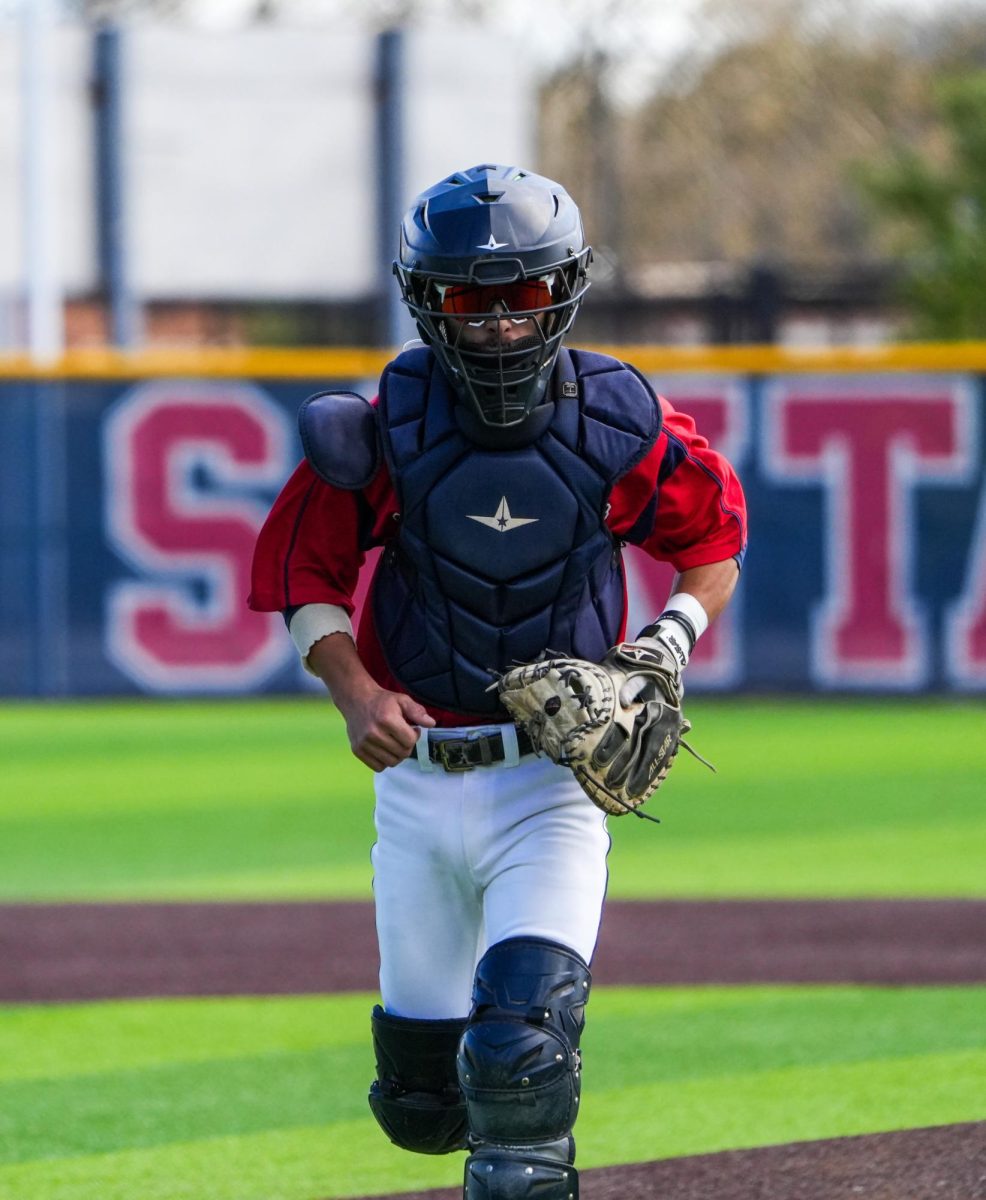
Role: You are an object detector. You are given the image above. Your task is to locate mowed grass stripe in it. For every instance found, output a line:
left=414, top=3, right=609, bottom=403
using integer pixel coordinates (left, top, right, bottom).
left=0, top=996, right=371, bottom=1083
left=5, top=699, right=985, bottom=828
left=2, top=697, right=985, bottom=900
left=0, top=1119, right=436, bottom=1200
left=0, top=1054, right=983, bottom=1200
left=2, top=988, right=984, bottom=1089
left=0, top=1047, right=371, bottom=1163
left=3, top=813, right=984, bottom=901
left=579, top=1048, right=986, bottom=1165
left=607, top=818, right=986, bottom=897
left=0, top=988, right=983, bottom=1171
left=1, top=700, right=360, bottom=821
left=586, top=985, right=986, bottom=1085
left=0, top=804, right=374, bottom=899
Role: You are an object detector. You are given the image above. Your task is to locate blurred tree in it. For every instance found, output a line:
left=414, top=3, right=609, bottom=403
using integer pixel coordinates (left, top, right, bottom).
left=542, top=0, right=943, bottom=278
left=858, top=72, right=986, bottom=338
left=538, top=0, right=986, bottom=290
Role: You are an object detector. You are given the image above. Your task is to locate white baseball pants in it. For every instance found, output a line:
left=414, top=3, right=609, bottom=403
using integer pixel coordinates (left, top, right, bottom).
left=371, top=728, right=611, bottom=1020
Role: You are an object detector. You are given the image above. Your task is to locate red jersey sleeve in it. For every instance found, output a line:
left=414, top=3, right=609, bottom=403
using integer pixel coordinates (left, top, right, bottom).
left=607, top=396, right=747, bottom=570
left=248, top=460, right=397, bottom=615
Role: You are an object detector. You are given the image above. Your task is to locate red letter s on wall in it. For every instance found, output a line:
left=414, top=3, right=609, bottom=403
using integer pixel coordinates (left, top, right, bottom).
left=103, top=381, right=293, bottom=692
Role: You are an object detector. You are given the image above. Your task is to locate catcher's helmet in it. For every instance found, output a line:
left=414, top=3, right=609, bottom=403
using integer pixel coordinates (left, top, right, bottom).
left=394, top=164, right=592, bottom=430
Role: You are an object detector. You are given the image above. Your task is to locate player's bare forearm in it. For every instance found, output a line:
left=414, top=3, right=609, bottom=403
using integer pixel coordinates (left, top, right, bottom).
left=307, top=631, right=378, bottom=710
left=306, top=632, right=435, bottom=772
left=669, top=558, right=740, bottom=625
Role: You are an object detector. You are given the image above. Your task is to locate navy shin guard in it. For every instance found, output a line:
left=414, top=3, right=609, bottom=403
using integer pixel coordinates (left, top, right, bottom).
left=458, top=938, right=591, bottom=1198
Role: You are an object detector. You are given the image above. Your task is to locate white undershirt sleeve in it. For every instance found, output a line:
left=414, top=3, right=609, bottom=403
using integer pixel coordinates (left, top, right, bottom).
left=288, top=603, right=354, bottom=675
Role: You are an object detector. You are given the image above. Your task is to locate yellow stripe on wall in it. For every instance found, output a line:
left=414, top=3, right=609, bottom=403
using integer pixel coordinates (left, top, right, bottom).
left=0, top=347, right=392, bottom=380
left=3, top=341, right=986, bottom=380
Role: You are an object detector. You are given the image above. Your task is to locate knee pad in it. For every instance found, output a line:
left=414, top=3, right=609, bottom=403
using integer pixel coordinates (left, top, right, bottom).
left=457, top=937, right=592, bottom=1146
left=368, top=1005, right=469, bottom=1155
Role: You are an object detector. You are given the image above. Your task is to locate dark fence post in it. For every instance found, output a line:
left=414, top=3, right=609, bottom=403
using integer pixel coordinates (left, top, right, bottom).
left=94, top=23, right=138, bottom=347
left=375, top=28, right=413, bottom=350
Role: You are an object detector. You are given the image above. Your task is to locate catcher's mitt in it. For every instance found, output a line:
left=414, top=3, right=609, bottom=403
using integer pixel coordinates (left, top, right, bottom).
left=495, top=639, right=711, bottom=820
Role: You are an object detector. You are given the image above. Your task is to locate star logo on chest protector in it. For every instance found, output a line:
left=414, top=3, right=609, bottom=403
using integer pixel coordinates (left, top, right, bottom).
left=466, top=496, right=539, bottom=533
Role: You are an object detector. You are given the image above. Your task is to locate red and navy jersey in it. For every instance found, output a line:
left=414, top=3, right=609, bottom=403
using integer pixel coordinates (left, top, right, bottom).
left=249, top=394, right=747, bottom=723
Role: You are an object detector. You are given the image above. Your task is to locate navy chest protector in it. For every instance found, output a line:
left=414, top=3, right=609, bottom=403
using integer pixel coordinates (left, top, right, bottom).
left=366, top=346, right=660, bottom=716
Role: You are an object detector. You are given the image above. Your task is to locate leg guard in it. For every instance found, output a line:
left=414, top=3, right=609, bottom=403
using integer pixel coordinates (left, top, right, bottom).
left=457, top=938, right=591, bottom=1199
left=464, top=1138, right=578, bottom=1200
left=368, top=1005, right=469, bottom=1155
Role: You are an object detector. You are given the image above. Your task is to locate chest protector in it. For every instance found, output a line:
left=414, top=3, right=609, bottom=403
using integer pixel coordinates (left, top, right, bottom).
left=370, top=346, right=660, bottom=716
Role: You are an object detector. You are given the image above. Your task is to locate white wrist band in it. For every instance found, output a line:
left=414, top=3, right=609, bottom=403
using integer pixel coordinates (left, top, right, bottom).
left=664, top=592, right=709, bottom=640
left=637, top=593, right=710, bottom=670
left=288, top=604, right=354, bottom=675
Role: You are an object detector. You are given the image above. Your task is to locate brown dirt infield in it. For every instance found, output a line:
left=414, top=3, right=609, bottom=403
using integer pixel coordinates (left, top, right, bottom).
left=352, top=1122, right=986, bottom=1200
left=1, top=898, right=984, bottom=1002
left=2, top=899, right=983, bottom=1199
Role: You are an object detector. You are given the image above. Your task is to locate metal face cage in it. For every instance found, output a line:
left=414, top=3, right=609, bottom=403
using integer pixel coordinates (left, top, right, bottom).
left=396, top=248, right=592, bottom=427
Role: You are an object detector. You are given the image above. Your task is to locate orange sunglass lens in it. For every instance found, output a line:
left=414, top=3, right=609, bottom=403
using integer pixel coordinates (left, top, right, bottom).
left=440, top=281, right=552, bottom=315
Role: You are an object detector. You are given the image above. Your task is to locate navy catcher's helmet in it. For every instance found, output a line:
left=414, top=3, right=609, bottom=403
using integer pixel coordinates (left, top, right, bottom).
left=394, top=164, right=592, bottom=429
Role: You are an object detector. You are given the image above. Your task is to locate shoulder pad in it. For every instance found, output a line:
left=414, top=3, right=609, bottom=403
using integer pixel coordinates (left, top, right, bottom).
left=298, top=391, right=380, bottom=490
left=622, top=362, right=664, bottom=441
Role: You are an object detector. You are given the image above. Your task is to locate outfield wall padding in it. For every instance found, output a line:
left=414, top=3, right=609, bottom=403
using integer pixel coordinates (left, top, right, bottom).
left=2, top=347, right=984, bottom=696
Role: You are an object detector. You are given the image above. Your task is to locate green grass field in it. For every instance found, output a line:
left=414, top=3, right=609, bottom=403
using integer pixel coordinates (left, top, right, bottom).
left=2, top=697, right=984, bottom=900
left=1, top=988, right=984, bottom=1200
left=1, top=696, right=984, bottom=1200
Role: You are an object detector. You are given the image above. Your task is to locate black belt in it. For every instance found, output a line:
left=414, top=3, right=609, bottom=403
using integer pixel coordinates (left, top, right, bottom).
left=427, top=727, right=536, bottom=772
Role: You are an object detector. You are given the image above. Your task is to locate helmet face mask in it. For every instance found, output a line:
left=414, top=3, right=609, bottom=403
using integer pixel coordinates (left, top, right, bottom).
left=394, top=165, right=592, bottom=429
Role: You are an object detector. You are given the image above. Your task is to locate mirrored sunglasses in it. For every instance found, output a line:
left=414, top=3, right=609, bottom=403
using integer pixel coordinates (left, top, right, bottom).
left=437, top=277, right=554, bottom=317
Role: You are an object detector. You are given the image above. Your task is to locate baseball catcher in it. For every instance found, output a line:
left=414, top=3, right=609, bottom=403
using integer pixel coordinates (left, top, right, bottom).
left=249, top=163, right=746, bottom=1200
left=496, top=621, right=712, bottom=821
